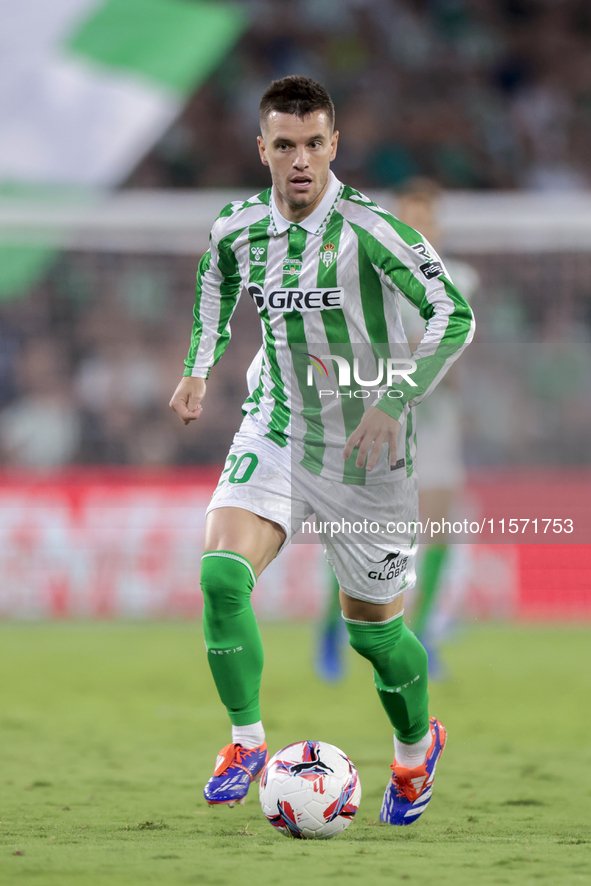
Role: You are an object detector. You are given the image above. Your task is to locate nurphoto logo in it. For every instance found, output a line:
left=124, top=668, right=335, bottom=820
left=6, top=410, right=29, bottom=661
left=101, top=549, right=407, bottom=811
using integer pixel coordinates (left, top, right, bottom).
left=305, top=355, right=417, bottom=388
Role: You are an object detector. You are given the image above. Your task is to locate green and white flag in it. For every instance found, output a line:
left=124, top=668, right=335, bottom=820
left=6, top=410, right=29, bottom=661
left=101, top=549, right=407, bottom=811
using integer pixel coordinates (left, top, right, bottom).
left=0, top=0, right=248, bottom=186
left=0, top=0, right=248, bottom=298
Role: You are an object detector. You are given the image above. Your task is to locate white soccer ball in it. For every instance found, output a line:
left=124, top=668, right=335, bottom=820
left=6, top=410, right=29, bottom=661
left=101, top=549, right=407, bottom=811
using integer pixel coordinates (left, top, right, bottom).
left=259, top=740, right=361, bottom=839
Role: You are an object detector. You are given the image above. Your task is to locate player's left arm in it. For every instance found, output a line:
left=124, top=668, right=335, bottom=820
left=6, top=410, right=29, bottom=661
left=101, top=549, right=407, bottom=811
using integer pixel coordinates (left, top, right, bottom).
left=344, top=221, right=474, bottom=469
left=373, top=228, right=475, bottom=423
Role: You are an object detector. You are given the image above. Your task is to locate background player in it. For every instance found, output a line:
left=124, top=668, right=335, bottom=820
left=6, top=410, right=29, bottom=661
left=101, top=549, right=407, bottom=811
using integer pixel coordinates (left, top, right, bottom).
left=170, top=76, right=474, bottom=825
left=316, top=565, right=346, bottom=681
left=396, top=179, right=479, bottom=675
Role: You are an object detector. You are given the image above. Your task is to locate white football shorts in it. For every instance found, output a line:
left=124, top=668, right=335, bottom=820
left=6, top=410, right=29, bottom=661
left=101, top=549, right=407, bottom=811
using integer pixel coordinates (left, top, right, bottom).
left=206, top=416, right=419, bottom=604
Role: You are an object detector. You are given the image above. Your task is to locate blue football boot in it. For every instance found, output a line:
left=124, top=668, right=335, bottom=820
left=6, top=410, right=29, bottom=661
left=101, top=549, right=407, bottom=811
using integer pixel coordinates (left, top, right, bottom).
left=204, top=742, right=268, bottom=807
left=379, top=717, right=447, bottom=825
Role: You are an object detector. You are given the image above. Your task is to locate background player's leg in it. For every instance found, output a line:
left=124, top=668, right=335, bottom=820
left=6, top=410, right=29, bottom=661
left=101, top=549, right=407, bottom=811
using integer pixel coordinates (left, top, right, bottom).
left=315, top=568, right=346, bottom=681
left=412, top=544, right=448, bottom=637
left=410, top=487, right=454, bottom=677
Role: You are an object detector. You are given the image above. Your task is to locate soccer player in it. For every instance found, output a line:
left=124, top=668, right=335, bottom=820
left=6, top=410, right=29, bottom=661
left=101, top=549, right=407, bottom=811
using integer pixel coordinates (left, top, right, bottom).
left=169, top=76, right=474, bottom=825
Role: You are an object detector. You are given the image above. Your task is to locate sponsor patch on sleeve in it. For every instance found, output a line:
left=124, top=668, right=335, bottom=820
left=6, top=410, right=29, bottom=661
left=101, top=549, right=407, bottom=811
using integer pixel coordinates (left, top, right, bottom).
left=419, top=261, right=443, bottom=279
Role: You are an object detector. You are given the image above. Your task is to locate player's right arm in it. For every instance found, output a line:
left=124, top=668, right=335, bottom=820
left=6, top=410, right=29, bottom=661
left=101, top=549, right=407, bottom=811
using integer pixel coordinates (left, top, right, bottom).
left=170, top=212, right=243, bottom=425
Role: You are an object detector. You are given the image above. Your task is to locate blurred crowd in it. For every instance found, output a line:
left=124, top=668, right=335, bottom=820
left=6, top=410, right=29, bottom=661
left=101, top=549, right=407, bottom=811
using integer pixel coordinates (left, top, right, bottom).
left=0, top=241, right=589, bottom=469
left=1, top=0, right=591, bottom=469
left=0, top=252, right=263, bottom=468
left=129, top=0, right=591, bottom=192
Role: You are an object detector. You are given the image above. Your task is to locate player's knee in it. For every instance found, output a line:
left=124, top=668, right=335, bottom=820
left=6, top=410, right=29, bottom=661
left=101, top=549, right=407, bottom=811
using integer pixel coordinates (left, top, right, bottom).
left=200, top=551, right=255, bottom=620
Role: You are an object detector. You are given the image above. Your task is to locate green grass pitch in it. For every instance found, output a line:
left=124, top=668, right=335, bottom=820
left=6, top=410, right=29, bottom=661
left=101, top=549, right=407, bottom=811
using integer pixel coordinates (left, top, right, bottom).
left=1, top=621, right=590, bottom=886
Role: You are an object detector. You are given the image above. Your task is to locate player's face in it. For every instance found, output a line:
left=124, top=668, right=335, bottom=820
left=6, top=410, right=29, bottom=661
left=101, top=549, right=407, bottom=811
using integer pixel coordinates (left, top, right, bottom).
left=257, top=110, right=339, bottom=222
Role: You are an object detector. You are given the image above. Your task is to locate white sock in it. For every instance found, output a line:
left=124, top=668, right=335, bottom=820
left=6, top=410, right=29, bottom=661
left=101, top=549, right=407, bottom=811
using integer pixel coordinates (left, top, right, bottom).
left=232, top=721, right=265, bottom=749
left=394, top=729, right=432, bottom=768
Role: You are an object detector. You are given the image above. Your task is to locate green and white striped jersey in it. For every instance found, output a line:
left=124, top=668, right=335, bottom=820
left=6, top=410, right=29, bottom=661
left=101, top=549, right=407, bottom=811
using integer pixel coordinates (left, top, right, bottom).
left=184, top=172, right=474, bottom=486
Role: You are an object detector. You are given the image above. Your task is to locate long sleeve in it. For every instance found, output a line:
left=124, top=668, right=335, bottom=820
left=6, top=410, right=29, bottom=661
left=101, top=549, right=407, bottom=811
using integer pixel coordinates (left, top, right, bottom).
left=368, top=224, right=475, bottom=421
left=183, top=222, right=243, bottom=379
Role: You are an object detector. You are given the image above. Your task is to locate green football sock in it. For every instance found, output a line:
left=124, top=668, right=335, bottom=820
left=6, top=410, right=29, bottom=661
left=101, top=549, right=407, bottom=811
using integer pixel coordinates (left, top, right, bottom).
left=200, top=551, right=263, bottom=727
left=412, top=543, right=448, bottom=636
left=345, top=614, right=429, bottom=744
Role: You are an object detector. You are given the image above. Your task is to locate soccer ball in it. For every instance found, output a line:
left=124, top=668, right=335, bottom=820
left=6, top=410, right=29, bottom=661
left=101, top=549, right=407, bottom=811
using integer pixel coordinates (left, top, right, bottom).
left=259, top=740, right=361, bottom=839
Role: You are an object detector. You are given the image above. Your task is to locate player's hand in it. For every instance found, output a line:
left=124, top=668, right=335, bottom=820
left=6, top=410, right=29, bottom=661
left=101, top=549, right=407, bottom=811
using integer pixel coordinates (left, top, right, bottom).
left=343, top=407, right=401, bottom=471
left=169, top=376, right=206, bottom=425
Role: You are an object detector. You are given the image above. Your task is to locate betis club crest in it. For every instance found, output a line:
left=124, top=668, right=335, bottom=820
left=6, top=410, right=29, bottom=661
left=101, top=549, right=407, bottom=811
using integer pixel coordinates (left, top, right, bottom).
left=319, top=242, right=338, bottom=267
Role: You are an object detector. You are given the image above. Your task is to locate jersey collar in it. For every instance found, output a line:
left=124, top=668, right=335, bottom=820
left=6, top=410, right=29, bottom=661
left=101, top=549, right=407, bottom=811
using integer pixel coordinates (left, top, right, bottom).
left=270, top=170, right=342, bottom=236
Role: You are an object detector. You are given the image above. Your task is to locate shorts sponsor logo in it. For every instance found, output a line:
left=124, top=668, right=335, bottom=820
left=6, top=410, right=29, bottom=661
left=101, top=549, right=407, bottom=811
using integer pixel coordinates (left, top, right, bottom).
left=248, top=283, right=343, bottom=312
left=367, top=551, right=409, bottom=581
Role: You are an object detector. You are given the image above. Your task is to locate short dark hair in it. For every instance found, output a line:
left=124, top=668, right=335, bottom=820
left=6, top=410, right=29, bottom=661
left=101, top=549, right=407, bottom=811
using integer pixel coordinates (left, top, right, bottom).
left=259, top=76, right=335, bottom=131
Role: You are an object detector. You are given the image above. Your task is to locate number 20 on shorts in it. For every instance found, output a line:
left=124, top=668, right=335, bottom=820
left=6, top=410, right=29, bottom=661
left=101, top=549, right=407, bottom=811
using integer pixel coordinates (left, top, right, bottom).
left=219, top=452, right=259, bottom=485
